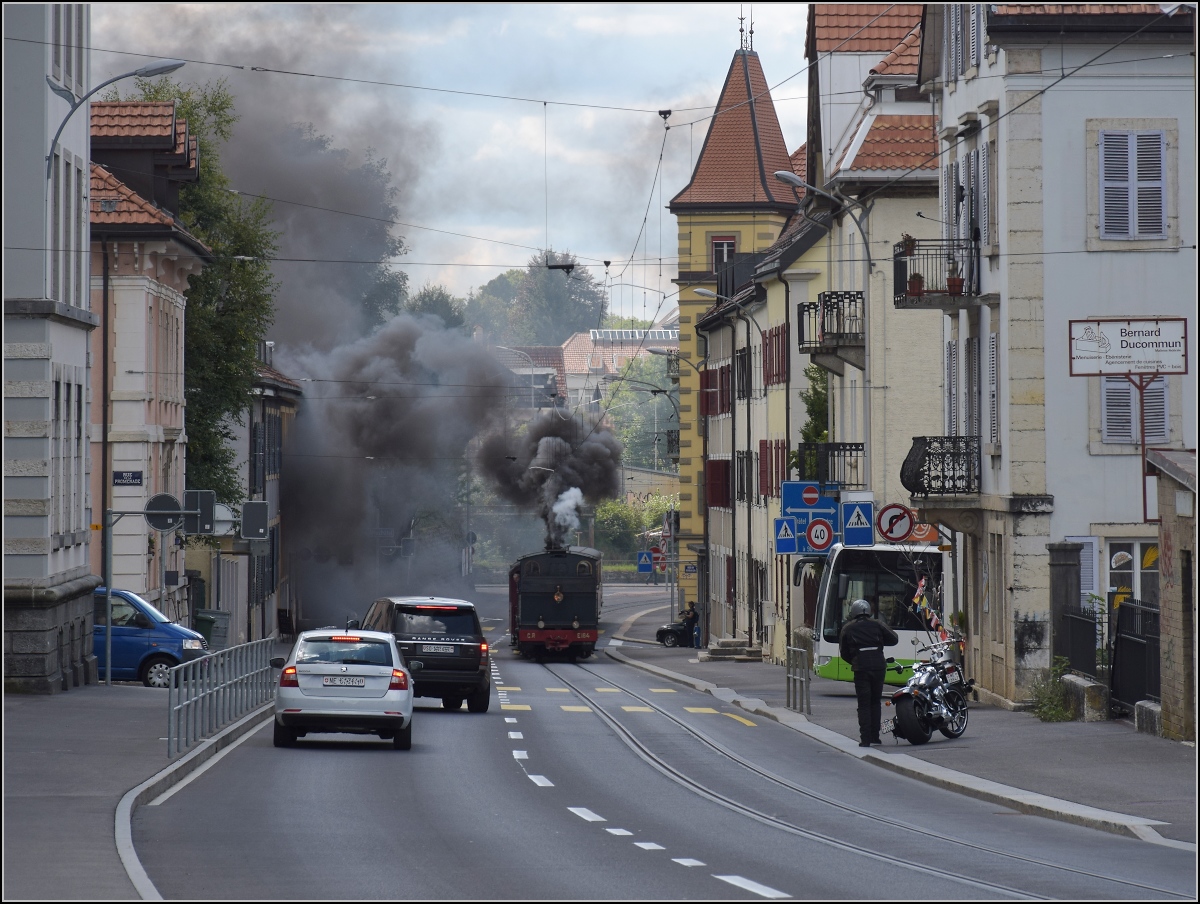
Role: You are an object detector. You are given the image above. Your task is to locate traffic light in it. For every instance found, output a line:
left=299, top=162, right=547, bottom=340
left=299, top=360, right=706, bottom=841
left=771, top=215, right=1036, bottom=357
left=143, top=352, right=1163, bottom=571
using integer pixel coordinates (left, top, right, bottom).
left=184, top=490, right=216, bottom=535
left=241, top=500, right=269, bottom=539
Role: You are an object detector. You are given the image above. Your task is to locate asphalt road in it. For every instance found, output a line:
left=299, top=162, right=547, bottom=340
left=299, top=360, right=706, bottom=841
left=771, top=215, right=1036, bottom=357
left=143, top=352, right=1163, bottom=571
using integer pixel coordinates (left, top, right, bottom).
left=131, top=585, right=1196, bottom=900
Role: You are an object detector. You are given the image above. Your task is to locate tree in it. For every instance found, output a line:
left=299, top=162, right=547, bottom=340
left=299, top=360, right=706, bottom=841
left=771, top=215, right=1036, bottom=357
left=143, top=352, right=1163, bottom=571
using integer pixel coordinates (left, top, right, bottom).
left=508, top=250, right=607, bottom=345
left=407, top=283, right=465, bottom=329
left=116, top=77, right=277, bottom=502
left=602, top=355, right=676, bottom=472
left=464, top=269, right=523, bottom=343
left=594, top=498, right=642, bottom=558
left=790, top=362, right=829, bottom=479
left=603, top=315, right=653, bottom=330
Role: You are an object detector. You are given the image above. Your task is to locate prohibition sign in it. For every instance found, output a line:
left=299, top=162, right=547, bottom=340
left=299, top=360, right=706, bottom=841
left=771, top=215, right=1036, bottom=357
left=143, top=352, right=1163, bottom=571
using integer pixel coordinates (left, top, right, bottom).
left=806, top=518, right=834, bottom=552
left=801, top=485, right=820, bottom=506
left=876, top=503, right=914, bottom=542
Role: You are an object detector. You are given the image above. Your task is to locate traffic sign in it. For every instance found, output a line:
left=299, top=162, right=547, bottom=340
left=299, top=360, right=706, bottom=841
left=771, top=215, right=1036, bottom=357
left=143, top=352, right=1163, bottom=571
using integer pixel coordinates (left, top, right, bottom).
left=774, top=517, right=798, bottom=555
left=876, top=503, right=915, bottom=542
left=144, top=493, right=182, bottom=531
left=637, top=551, right=653, bottom=573
left=683, top=563, right=698, bottom=575
left=651, top=546, right=666, bottom=572
left=781, top=481, right=836, bottom=518
left=806, top=518, right=835, bottom=552
left=841, top=502, right=875, bottom=547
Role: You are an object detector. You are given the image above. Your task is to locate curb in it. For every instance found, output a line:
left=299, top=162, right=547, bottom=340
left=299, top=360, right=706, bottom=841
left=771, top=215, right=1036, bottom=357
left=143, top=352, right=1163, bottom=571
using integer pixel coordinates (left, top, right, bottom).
left=604, top=645, right=1193, bottom=849
left=115, top=704, right=275, bottom=899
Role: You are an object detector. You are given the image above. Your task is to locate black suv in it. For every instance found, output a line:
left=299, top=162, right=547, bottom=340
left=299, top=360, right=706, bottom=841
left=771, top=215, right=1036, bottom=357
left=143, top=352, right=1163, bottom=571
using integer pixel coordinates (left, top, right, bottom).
left=360, top=597, right=490, bottom=712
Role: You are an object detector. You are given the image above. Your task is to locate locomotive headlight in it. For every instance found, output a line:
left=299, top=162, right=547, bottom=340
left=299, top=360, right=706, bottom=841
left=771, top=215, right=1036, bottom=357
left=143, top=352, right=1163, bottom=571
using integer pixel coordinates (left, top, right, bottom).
left=553, top=586, right=564, bottom=603
left=572, top=618, right=579, bottom=629
left=537, top=617, right=545, bottom=629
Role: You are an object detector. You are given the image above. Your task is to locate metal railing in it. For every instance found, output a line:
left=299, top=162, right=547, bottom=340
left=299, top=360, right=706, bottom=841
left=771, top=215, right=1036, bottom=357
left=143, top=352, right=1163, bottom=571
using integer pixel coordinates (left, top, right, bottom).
left=900, top=435, right=981, bottom=496
left=1057, top=602, right=1099, bottom=679
left=666, top=429, right=680, bottom=459
left=892, top=237, right=980, bottom=306
left=1111, top=597, right=1160, bottom=711
left=792, top=442, right=866, bottom=489
left=796, top=292, right=865, bottom=351
left=167, top=638, right=276, bottom=758
left=786, top=645, right=812, bottom=715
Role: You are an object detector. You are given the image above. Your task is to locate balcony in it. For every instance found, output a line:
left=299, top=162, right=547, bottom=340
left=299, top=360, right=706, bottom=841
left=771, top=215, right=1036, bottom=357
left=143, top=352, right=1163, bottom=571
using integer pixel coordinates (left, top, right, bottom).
left=900, top=436, right=981, bottom=496
left=893, top=238, right=981, bottom=310
left=796, top=291, right=864, bottom=374
left=665, top=354, right=680, bottom=382
left=792, top=442, right=866, bottom=490
left=666, top=429, right=680, bottom=461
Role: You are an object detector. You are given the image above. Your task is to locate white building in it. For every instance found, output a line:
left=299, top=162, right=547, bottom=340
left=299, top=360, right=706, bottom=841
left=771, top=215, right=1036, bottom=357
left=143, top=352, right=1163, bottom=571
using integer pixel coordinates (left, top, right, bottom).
left=3, top=4, right=99, bottom=692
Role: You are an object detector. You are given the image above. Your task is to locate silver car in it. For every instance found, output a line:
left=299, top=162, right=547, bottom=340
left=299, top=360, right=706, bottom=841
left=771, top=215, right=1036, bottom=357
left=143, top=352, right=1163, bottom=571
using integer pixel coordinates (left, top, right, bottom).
left=270, top=629, right=419, bottom=750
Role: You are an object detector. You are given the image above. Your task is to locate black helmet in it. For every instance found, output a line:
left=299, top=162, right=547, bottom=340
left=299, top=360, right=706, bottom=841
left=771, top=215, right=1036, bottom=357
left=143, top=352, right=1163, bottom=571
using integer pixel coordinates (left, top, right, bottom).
left=849, top=599, right=872, bottom=619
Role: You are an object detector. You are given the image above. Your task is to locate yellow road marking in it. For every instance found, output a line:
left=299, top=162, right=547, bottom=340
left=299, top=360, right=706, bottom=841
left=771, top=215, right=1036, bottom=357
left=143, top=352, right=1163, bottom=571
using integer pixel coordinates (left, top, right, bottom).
left=483, top=626, right=495, bottom=631
left=497, top=686, right=521, bottom=691
left=649, top=688, right=676, bottom=693
left=685, top=707, right=719, bottom=713
left=545, top=687, right=570, bottom=692
left=561, top=705, right=592, bottom=712
left=621, top=706, right=654, bottom=712
left=594, top=687, right=621, bottom=693
left=723, top=713, right=756, bottom=727
left=501, top=704, right=531, bottom=711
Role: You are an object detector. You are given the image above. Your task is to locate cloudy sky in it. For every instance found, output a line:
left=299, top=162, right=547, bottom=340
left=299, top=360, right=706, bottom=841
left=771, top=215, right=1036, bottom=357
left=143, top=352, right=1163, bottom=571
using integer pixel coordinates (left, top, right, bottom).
left=92, top=3, right=811, bottom=328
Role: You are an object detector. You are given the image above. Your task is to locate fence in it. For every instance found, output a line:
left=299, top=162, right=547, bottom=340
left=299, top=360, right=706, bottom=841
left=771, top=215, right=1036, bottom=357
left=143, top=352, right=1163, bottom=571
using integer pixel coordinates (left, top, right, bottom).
left=786, top=645, right=812, bottom=715
left=1056, top=602, right=1099, bottom=679
left=900, top=435, right=981, bottom=496
left=1110, top=597, right=1160, bottom=713
left=167, top=638, right=276, bottom=758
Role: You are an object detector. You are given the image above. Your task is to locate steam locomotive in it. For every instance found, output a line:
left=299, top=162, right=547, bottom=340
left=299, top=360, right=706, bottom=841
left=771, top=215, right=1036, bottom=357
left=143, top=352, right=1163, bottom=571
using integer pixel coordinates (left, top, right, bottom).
left=508, top=546, right=603, bottom=660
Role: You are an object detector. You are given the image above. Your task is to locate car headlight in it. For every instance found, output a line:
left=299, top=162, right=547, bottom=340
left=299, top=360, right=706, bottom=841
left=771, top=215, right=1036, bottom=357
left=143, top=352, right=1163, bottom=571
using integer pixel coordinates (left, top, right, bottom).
left=183, top=639, right=203, bottom=651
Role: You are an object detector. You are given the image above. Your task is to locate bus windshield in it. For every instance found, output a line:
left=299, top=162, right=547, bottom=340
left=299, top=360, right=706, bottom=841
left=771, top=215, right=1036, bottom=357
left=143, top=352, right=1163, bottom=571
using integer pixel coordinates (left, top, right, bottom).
left=820, top=547, right=943, bottom=643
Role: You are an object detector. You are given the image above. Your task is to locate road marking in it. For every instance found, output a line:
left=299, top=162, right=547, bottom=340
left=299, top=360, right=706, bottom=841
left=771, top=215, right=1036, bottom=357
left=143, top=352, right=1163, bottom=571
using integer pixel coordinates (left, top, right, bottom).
left=723, top=713, right=757, bottom=727
left=528, top=775, right=553, bottom=787
left=504, top=717, right=518, bottom=723
left=545, top=687, right=570, bottom=692
left=673, top=858, right=705, bottom=867
left=508, top=731, right=523, bottom=739
left=606, top=828, right=633, bottom=836
left=483, top=626, right=495, bottom=631
left=635, top=842, right=665, bottom=850
left=608, top=639, right=623, bottom=647
left=568, top=807, right=605, bottom=822
left=649, top=688, right=676, bottom=693
left=713, top=875, right=790, bottom=899
left=621, top=706, right=654, bottom=712
left=594, top=687, right=621, bottom=693
left=497, top=686, right=521, bottom=691
left=513, top=750, right=528, bottom=760
left=501, top=704, right=531, bottom=711
left=561, top=705, right=592, bottom=712
left=148, top=721, right=266, bottom=806
left=685, top=707, right=719, bottom=713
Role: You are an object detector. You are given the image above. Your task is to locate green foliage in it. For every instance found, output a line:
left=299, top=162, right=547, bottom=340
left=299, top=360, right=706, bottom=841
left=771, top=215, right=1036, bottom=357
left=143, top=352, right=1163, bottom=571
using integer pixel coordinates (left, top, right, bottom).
left=464, top=269, right=524, bottom=342
left=594, top=498, right=643, bottom=558
left=639, top=492, right=680, bottom=532
left=408, top=283, right=465, bottom=329
left=603, top=356, right=676, bottom=472
left=789, top=362, right=829, bottom=479
left=113, top=77, right=278, bottom=503
left=1029, top=656, right=1076, bottom=722
left=508, top=250, right=607, bottom=345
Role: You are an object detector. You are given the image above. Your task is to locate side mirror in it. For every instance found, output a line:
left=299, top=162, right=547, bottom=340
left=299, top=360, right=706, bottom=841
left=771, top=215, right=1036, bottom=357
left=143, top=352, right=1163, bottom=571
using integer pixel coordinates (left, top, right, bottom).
left=346, top=618, right=360, bottom=630
left=133, top=613, right=153, bottom=629
left=270, top=657, right=287, bottom=669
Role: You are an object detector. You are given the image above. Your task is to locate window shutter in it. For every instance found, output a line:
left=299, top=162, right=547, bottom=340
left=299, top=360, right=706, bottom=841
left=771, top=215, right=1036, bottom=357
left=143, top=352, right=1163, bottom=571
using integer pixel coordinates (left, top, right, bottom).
left=988, top=332, right=999, bottom=444
left=967, top=336, right=980, bottom=437
left=1066, top=536, right=1101, bottom=607
left=946, top=340, right=959, bottom=436
left=942, top=163, right=953, bottom=244
left=1101, top=376, right=1134, bottom=443
left=1143, top=376, right=1169, bottom=443
left=970, top=148, right=980, bottom=239
left=1135, top=131, right=1166, bottom=238
left=1100, top=131, right=1132, bottom=239
left=969, top=4, right=979, bottom=69
left=980, top=141, right=990, bottom=245
left=758, top=440, right=769, bottom=499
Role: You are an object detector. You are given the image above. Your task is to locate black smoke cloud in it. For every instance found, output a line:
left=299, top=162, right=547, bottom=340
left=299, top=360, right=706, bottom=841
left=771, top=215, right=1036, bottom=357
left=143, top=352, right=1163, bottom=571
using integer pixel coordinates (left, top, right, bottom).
left=476, top=411, right=622, bottom=549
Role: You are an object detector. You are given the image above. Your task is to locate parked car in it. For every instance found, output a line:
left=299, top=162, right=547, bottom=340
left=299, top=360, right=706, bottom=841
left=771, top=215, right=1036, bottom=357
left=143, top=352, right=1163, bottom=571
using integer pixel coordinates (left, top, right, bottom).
left=270, top=628, right=418, bottom=749
left=92, top=588, right=208, bottom=687
left=358, top=596, right=491, bottom=712
left=656, top=620, right=693, bottom=648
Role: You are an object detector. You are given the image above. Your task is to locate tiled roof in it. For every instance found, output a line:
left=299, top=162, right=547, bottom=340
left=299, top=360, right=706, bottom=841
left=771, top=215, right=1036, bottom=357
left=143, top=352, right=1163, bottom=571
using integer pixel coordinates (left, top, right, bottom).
left=697, top=283, right=757, bottom=330
left=560, top=333, right=666, bottom=378
left=669, top=50, right=799, bottom=211
left=871, top=23, right=921, bottom=76
left=504, top=346, right=568, bottom=399
left=789, top=143, right=807, bottom=183
left=835, top=114, right=937, bottom=173
left=90, top=164, right=210, bottom=254
left=811, top=5, right=924, bottom=53
left=256, top=363, right=302, bottom=393
left=754, top=210, right=832, bottom=276
left=91, top=101, right=176, bottom=147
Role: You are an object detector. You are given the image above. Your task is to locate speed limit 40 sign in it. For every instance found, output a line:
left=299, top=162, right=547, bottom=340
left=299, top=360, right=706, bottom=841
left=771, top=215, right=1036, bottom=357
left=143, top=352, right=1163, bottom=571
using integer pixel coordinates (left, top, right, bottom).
left=805, top=518, right=835, bottom=552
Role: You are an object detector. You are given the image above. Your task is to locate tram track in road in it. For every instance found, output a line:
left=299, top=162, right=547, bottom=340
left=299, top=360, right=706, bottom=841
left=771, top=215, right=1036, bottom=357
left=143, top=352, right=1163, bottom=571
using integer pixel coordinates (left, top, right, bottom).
left=539, top=660, right=1193, bottom=901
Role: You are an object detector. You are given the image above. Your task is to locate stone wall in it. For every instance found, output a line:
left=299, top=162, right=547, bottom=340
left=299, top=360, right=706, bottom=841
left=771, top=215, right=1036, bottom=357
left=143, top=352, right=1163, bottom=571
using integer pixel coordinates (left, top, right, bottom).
left=1155, top=469, right=1195, bottom=741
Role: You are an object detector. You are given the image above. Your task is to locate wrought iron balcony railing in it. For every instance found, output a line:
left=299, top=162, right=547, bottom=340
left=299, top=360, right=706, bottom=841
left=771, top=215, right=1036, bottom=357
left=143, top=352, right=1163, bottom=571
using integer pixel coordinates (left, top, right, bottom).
left=900, top=436, right=981, bottom=496
left=665, top=353, right=680, bottom=381
left=893, top=238, right=980, bottom=308
left=796, top=291, right=864, bottom=352
left=792, top=442, right=866, bottom=490
left=666, top=429, right=680, bottom=459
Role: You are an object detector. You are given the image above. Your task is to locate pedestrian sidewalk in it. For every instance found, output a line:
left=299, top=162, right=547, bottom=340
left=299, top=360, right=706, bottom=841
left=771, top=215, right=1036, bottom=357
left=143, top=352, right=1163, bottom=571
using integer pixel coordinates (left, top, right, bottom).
left=608, top=603, right=1197, bottom=848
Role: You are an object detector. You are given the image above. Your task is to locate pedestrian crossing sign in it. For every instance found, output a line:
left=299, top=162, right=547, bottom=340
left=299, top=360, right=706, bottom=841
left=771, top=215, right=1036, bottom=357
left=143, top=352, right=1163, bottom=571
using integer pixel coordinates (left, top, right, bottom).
left=637, top=551, right=653, bottom=573
left=774, top=517, right=798, bottom=555
left=841, top=501, right=875, bottom=547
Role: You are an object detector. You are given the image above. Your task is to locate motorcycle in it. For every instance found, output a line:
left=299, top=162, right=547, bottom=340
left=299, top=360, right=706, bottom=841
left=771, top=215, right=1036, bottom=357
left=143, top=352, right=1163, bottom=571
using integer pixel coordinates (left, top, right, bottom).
left=886, top=639, right=973, bottom=745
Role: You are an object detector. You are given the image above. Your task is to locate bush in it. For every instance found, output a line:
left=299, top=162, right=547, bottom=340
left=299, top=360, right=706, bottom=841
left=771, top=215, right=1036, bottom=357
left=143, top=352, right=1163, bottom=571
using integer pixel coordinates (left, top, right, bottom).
left=1028, top=656, right=1076, bottom=722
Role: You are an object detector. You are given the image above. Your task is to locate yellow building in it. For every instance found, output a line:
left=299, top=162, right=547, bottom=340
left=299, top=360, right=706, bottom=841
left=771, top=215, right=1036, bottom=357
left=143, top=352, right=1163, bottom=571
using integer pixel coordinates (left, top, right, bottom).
left=668, top=43, right=800, bottom=634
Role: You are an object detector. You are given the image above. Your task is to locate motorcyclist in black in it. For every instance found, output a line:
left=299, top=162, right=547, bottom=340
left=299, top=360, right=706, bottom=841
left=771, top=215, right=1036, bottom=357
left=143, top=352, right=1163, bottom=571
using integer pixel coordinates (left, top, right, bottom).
left=839, top=599, right=899, bottom=747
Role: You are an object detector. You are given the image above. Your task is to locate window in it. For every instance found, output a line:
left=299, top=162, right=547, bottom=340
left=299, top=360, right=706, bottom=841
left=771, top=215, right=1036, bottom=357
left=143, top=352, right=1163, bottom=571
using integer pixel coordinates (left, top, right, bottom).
left=1102, top=376, right=1167, bottom=444
left=735, top=348, right=751, bottom=400
left=1108, top=541, right=1159, bottom=607
left=1101, top=131, right=1165, bottom=239
left=705, top=459, right=731, bottom=509
left=712, top=236, right=735, bottom=274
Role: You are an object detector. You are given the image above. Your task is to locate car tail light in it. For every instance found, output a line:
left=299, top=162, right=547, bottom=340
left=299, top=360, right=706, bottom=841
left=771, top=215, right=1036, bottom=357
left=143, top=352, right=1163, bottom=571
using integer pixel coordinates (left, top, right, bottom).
left=480, top=642, right=489, bottom=656
left=389, top=669, right=409, bottom=691
left=279, top=666, right=299, bottom=688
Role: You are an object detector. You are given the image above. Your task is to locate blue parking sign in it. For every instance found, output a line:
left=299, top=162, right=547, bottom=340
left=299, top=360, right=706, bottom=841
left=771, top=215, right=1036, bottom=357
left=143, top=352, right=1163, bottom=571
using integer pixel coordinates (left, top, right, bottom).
left=841, top=501, right=875, bottom=547
left=637, top=551, right=653, bottom=573
left=774, top=518, right=798, bottom=555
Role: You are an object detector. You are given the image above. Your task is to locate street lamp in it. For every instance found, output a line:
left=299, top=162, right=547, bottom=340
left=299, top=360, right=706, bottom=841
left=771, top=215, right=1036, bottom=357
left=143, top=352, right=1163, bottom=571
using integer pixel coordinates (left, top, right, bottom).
left=46, top=58, right=186, bottom=179
left=495, top=346, right=535, bottom=410
left=773, top=171, right=873, bottom=271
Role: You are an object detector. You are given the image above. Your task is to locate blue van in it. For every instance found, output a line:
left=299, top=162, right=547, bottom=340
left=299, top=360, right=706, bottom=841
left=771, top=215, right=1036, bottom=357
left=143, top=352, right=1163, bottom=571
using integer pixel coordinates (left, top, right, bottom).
left=92, top=589, right=208, bottom=687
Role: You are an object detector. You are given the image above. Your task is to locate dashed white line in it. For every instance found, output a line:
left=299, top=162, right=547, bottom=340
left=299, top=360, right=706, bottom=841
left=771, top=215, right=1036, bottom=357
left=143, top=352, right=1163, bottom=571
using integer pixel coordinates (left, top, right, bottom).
left=634, top=842, right=665, bottom=850
left=513, top=750, right=528, bottom=760
left=568, top=807, right=606, bottom=822
left=673, top=858, right=706, bottom=867
left=528, top=775, right=553, bottom=787
left=713, top=875, right=790, bottom=899
left=505, top=717, right=518, bottom=723
left=508, top=731, right=523, bottom=739
left=606, top=828, right=633, bottom=836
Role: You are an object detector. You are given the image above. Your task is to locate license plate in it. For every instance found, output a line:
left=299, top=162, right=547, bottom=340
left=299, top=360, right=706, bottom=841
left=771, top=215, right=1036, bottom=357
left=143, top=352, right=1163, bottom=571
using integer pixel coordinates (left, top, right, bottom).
left=422, top=644, right=455, bottom=654
left=322, top=676, right=366, bottom=687
left=946, top=671, right=961, bottom=684
left=882, top=718, right=895, bottom=733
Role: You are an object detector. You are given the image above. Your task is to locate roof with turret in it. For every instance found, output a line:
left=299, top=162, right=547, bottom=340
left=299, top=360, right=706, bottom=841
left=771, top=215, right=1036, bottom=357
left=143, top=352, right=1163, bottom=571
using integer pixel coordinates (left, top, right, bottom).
left=669, top=49, right=799, bottom=213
